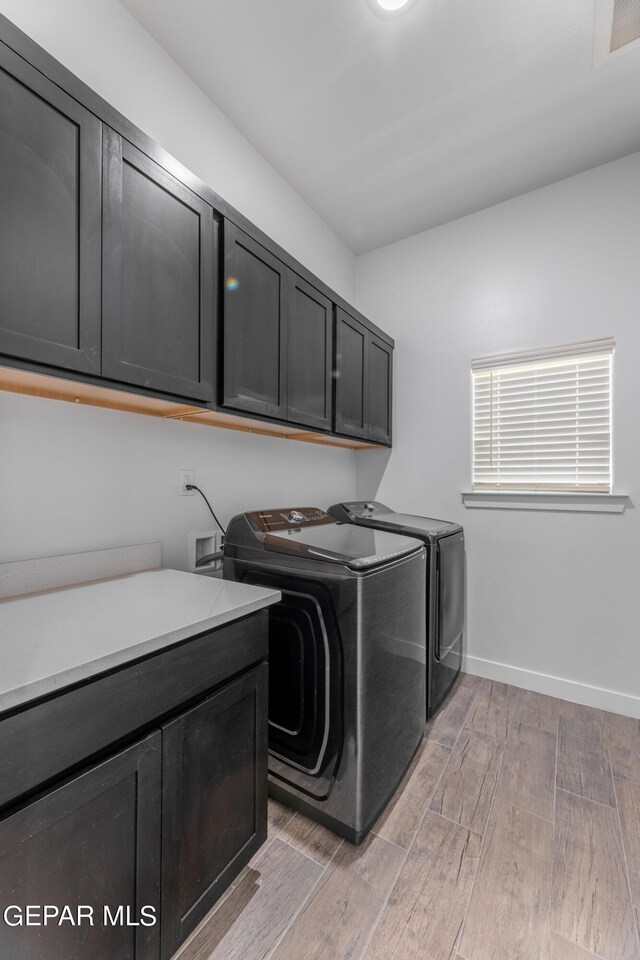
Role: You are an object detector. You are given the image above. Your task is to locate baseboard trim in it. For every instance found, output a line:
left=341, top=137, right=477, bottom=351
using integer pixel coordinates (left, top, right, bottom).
left=462, top=654, right=640, bottom=719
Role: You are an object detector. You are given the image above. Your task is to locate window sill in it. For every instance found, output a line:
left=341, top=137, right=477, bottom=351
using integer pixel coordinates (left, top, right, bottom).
left=461, top=491, right=631, bottom=514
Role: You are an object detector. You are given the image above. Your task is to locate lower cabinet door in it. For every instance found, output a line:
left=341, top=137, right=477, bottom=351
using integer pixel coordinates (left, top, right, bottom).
left=0, top=732, right=162, bottom=960
left=160, top=665, right=268, bottom=959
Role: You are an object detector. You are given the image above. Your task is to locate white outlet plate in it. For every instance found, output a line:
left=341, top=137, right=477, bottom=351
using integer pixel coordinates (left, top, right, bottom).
left=180, top=470, right=195, bottom=496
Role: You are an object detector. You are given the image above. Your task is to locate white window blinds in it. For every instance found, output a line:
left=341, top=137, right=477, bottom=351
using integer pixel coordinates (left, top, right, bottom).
left=472, top=340, right=614, bottom=493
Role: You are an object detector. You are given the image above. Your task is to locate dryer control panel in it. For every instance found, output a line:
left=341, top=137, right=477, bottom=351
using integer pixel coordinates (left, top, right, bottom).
left=249, top=507, right=335, bottom=533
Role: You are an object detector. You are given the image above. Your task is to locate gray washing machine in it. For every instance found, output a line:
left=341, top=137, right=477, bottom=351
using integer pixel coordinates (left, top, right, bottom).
left=223, top=506, right=426, bottom=844
left=328, top=502, right=465, bottom=717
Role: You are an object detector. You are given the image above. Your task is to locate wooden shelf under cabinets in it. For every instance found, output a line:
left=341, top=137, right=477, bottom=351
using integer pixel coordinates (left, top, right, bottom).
left=0, top=366, right=380, bottom=450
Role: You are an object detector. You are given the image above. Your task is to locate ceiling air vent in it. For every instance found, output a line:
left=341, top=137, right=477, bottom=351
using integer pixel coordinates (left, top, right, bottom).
left=610, top=0, right=640, bottom=51
left=594, top=0, right=640, bottom=63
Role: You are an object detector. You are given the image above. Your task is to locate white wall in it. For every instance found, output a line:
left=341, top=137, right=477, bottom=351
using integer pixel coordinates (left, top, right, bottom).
left=0, top=0, right=358, bottom=567
left=355, top=151, right=640, bottom=717
left=0, top=392, right=356, bottom=569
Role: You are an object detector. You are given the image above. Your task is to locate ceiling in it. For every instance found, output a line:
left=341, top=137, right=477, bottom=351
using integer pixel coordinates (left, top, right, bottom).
left=120, top=0, right=640, bottom=254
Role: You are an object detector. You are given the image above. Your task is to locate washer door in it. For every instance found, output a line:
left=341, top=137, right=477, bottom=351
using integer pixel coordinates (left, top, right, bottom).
left=268, top=590, right=331, bottom=775
left=436, top=532, right=465, bottom=661
left=241, top=572, right=343, bottom=799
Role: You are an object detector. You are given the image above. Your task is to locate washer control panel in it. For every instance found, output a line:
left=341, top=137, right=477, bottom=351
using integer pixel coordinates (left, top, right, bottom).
left=250, top=507, right=334, bottom=533
left=335, top=501, right=384, bottom=520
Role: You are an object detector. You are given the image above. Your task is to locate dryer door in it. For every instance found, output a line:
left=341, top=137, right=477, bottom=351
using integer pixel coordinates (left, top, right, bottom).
left=436, top=531, right=465, bottom=662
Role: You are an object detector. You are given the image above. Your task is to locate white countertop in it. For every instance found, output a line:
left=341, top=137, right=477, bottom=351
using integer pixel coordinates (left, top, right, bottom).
left=0, top=569, right=280, bottom=714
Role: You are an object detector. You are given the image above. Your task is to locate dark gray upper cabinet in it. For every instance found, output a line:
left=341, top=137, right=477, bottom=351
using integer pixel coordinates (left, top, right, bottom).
left=335, top=308, right=368, bottom=439
left=335, top=308, right=393, bottom=445
left=102, top=128, right=216, bottom=401
left=0, top=42, right=101, bottom=374
left=287, top=273, right=333, bottom=430
left=0, top=732, right=161, bottom=960
left=0, top=12, right=394, bottom=444
left=367, top=333, right=393, bottom=444
left=223, top=222, right=334, bottom=430
left=223, top=222, right=288, bottom=418
left=160, top=665, right=268, bottom=959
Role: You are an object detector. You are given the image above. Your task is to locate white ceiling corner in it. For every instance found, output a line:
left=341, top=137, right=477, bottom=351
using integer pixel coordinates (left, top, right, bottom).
left=120, top=0, right=640, bottom=254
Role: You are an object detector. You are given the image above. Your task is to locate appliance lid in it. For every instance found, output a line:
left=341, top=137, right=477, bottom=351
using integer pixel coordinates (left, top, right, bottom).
left=332, top=502, right=463, bottom=539
left=263, top=523, right=424, bottom=569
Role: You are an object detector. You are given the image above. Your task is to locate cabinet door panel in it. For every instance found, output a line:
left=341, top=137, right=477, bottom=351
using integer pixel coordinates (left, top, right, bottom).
left=334, top=307, right=368, bottom=438
left=223, top=223, right=287, bottom=417
left=0, top=733, right=161, bottom=960
left=0, top=43, right=101, bottom=373
left=102, top=129, right=215, bottom=401
left=161, top=665, right=268, bottom=959
left=287, top=275, right=333, bottom=430
left=368, top=334, right=393, bottom=444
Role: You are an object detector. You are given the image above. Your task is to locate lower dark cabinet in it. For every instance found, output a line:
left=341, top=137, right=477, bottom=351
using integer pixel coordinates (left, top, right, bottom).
left=0, top=732, right=162, bottom=960
left=160, top=665, right=268, bottom=959
left=0, top=629, right=268, bottom=960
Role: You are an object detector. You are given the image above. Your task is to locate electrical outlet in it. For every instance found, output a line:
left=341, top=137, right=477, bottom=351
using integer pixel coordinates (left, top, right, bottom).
left=180, top=470, right=195, bottom=496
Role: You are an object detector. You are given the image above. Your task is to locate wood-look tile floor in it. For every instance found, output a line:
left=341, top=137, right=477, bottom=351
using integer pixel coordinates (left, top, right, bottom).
left=174, top=676, right=640, bottom=960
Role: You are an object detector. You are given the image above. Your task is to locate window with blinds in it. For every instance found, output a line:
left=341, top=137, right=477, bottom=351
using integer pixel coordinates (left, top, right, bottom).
left=472, top=340, right=614, bottom=493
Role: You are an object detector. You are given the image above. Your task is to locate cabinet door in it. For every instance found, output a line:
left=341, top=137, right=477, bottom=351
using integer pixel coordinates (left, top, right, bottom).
left=0, top=43, right=101, bottom=373
left=161, top=665, right=268, bottom=959
left=0, top=732, right=161, bottom=960
left=287, top=275, right=333, bottom=430
left=367, top=333, right=393, bottom=445
left=334, top=307, right=368, bottom=439
left=223, top=222, right=288, bottom=418
left=102, top=129, right=215, bottom=401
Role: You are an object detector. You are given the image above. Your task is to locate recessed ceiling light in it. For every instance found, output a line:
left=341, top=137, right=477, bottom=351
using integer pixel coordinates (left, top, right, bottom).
left=376, top=0, right=411, bottom=10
